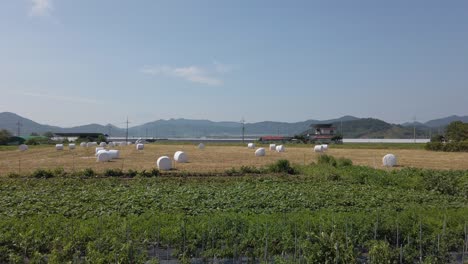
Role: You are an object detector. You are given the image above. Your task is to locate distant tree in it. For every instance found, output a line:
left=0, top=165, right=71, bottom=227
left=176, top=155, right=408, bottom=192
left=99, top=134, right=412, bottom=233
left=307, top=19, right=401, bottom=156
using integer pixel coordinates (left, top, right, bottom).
left=97, top=134, right=107, bottom=143
left=43, top=131, right=54, bottom=138
left=30, top=132, right=39, bottom=136
left=331, top=134, right=343, bottom=144
left=445, top=121, right=468, bottom=142
left=430, top=134, right=445, bottom=142
left=0, top=129, right=13, bottom=145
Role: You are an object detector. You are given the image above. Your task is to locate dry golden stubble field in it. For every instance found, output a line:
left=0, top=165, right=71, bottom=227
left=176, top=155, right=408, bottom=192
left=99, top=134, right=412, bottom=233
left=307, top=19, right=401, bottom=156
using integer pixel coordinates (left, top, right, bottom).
left=0, top=143, right=467, bottom=175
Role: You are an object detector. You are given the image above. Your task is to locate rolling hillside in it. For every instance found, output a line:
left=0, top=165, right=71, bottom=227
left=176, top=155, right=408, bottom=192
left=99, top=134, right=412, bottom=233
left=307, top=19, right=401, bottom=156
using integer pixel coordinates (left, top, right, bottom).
left=0, top=112, right=463, bottom=139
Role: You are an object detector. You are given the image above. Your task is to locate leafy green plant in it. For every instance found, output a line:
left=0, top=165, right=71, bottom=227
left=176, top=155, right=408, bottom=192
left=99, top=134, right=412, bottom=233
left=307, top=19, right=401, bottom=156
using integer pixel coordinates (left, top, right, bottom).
left=103, top=168, right=124, bottom=177
left=81, top=168, right=96, bottom=177
left=30, top=168, right=54, bottom=179
left=268, top=159, right=296, bottom=174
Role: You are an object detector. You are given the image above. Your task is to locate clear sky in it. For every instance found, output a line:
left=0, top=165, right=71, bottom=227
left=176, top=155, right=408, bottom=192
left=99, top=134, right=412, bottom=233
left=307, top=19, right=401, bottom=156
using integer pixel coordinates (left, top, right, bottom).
left=1, top=0, right=467, bottom=127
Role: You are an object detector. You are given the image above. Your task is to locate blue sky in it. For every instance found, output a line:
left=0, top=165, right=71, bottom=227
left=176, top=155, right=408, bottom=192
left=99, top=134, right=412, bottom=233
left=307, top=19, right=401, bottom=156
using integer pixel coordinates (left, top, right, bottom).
left=1, top=0, right=467, bottom=127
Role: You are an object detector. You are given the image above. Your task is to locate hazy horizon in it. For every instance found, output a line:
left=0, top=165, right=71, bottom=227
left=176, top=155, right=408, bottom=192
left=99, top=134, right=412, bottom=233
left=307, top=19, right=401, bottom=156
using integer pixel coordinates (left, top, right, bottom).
left=1, top=1, right=468, bottom=126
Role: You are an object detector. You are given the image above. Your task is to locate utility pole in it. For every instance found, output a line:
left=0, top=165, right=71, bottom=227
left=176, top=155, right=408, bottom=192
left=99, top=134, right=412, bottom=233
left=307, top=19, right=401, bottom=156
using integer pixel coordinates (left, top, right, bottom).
left=125, top=117, right=130, bottom=143
left=107, top=124, right=112, bottom=137
left=240, top=118, right=245, bottom=143
left=413, top=116, right=416, bottom=143
left=16, top=120, right=22, bottom=137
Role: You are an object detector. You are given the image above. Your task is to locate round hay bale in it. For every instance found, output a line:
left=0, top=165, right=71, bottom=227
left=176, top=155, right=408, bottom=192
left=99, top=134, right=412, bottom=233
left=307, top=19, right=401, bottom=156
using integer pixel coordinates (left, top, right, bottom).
left=136, top=143, right=144, bottom=150
left=80, top=142, right=87, bottom=147
left=96, top=149, right=108, bottom=156
left=276, top=145, right=285, bottom=152
left=55, top=144, right=64, bottom=151
left=269, top=144, right=276, bottom=151
left=321, top=144, right=328, bottom=151
left=69, top=143, right=76, bottom=150
left=157, top=156, right=172, bottom=171
left=99, top=142, right=107, bottom=147
left=197, top=143, right=205, bottom=149
left=87, top=142, right=97, bottom=147
left=382, top=154, right=397, bottom=167
left=247, top=143, right=255, bottom=149
left=314, top=145, right=323, bottom=153
left=19, top=144, right=28, bottom=152
left=108, top=142, right=115, bottom=147
left=108, top=149, right=120, bottom=159
left=95, top=147, right=105, bottom=154
left=255, top=148, right=266, bottom=156
left=174, top=151, right=188, bottom=163
left=96, top=151, right=111, bottom=162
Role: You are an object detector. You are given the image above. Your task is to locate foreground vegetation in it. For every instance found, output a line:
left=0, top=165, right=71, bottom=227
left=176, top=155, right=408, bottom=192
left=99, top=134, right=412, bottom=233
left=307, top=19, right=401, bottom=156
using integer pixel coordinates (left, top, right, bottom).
left=0, top=158, right=467, bottom=263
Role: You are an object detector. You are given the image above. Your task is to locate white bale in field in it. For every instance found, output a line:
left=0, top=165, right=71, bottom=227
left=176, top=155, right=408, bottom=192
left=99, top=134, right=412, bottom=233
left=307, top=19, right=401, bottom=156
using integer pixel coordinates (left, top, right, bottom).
left=69, top=143, right=76, bottom=150
left=382, top=154, right=397, bottom=167
left=314, top=145, right=323, bottom=152
left=136, top=143, right=144, bottom=150
left=108, top=142, right=115, bottom=147
left=255, top=148, right=266, bottom=156
left=108, top=149, right=120, bottom=159
left=276, top=145, right=285, bottom=152
left=87, top=142, right=97, bottom=147
left=95, top=147, right=105, bottom=154
left=174, top=151, right=188, bottom=163
left=80, top=142, right=87, bottom=147
left=157, top=156, right=172, bottom=171
left=197, top=143, right=205, bottom=149
left=19, top=144, right=28, bottom=151
left=55, top=144, right=64, bottom=150
left=269, top=144, right=276, bottom=151
left=96, top=151, right=111, bottom=162
left=99, top=142, right=107, bottom=147
left=321, top=144, right=328, bottom=151
left=96, top=149, right=108, bottom=156
left=247, top=143, right=255, bottom=149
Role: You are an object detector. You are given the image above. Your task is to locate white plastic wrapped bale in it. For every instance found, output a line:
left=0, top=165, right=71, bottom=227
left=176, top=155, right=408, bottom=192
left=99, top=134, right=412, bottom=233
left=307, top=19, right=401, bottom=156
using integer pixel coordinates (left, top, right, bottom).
left=95, top=147, right=105, bottom=154
left=382, top=154, right=397, bottom=167
left=99, top=142, right=107, bottom=147
left=96, top=151, right=111, bottom=162
left=197, top=143, right=205, bottom=149
left=314, top=145, right=323, bottom=153
left=247, top=143, right=255, bottom=149
left=276, top=145, right=285, bottom=152
left=157, top=156, right=172, bottom=171
left=18, top=144, right=28, bottom=152
left=136, top=144, right=144, bottom=150
left=108, top=142, right=115, bottom=147
left=269, top=144, right=276, bottom=151
left=108, top=150, right=120, bottom=159
left=255, top=148, right=266, bottom=156
left=87, top=142, right=97, bottom=147
left=96, top=149, right=108, bottom=157
left=55, top=144, right=64, bottom=150
left=321, top=144, right=328, bottom=151
left=80, top=142, right=87, bottom=147
left=69, top=143, right=76, bottom=150
left=174, top=151, right=188, bottom=163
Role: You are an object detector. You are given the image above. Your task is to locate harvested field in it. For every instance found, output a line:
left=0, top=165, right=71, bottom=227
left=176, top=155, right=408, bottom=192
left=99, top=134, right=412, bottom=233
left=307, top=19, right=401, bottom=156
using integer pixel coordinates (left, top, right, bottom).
left=0, top=143, right=467, bottom=175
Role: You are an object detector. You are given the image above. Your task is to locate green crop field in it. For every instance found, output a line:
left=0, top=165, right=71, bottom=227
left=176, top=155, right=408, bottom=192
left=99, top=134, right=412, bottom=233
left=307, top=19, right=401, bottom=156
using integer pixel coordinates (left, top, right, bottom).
left=0, top=160, right=467, bottom=263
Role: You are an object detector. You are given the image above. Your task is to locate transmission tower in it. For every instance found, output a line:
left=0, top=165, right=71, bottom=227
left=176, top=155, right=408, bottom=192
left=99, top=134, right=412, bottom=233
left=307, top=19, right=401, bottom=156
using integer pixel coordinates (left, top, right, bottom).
left=16, top=120, right=22, bottom=137
left=240, top=118, right=245, bottom=143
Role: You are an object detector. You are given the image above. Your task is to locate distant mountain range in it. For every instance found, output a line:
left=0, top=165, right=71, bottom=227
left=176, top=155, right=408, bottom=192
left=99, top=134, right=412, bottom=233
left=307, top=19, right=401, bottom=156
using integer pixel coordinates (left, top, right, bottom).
left=0, top=112, right=466, bottom=139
